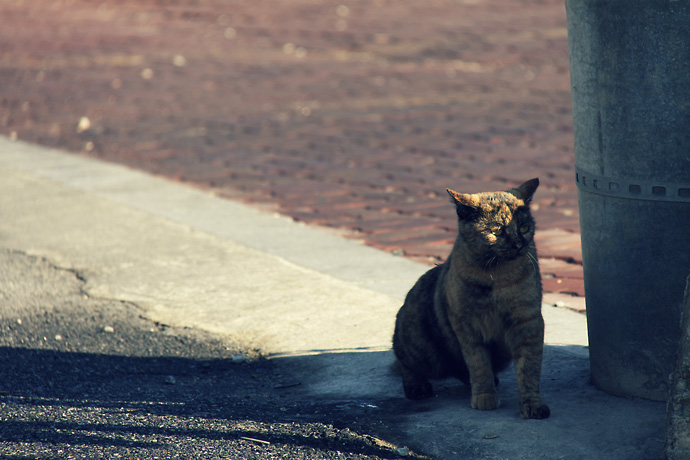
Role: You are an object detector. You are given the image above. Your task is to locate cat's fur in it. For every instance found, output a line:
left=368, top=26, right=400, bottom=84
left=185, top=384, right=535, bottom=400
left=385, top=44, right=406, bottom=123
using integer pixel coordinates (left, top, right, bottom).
left=392, top=178, right=550, bottom=419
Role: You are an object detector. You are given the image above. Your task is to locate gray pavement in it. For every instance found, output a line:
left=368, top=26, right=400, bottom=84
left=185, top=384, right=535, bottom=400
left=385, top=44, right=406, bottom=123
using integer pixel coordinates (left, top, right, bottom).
left=0, top=138, right=666, bottom=459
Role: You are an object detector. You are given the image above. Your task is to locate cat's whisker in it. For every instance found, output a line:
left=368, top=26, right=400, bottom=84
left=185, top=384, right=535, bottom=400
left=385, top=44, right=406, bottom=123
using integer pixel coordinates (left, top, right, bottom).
left=527, top=252, right=538, bottom=274
left=484, top=256, right=497, bottom=271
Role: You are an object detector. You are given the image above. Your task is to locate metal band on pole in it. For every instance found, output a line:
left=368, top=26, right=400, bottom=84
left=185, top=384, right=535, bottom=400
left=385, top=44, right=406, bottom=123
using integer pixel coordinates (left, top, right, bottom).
left=575, top=168, right=690, bottom=203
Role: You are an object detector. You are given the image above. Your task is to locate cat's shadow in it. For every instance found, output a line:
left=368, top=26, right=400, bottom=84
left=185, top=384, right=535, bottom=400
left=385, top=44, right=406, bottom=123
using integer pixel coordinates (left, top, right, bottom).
left=273, top=344, right=665, bottom=460
left=271, top=344, right=592, bottom=415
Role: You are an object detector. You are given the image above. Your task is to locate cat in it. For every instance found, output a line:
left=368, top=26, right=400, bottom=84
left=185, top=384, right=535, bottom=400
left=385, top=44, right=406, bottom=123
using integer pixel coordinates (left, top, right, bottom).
left=392, top=178, right=550, bottom=419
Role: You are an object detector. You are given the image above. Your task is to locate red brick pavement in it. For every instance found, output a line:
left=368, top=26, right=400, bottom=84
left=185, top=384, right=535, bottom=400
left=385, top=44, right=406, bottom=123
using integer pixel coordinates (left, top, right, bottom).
left=0, top=0, right=584, bottom=302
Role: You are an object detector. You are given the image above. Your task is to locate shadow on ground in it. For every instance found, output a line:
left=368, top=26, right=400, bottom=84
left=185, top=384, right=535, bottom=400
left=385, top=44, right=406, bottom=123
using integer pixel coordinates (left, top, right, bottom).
left=275, top=346, right=666, bottom=460
left=0, top=345, right=412, bottom=459
left=0, top=329, right=668, bottom=460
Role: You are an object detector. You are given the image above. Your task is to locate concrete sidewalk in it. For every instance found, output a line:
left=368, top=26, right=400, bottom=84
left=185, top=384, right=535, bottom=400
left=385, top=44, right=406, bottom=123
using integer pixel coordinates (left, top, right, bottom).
left=0, top=138, right=666, bottom=459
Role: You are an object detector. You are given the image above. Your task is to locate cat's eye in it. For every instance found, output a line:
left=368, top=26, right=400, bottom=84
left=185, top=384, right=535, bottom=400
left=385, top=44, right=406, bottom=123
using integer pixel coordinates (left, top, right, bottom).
left=491, top=227, right=503, bottom=236
left=519, top=224, right=530, bottom=234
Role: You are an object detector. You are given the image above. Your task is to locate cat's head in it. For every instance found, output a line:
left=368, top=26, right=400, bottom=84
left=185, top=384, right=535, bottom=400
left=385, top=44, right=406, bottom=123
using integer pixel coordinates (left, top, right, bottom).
left=446, top=178, right=539, bottom=262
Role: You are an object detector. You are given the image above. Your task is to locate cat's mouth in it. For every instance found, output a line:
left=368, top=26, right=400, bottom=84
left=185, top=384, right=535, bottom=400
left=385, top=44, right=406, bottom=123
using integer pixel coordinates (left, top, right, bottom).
left=496, top=247, right=529, bottom=261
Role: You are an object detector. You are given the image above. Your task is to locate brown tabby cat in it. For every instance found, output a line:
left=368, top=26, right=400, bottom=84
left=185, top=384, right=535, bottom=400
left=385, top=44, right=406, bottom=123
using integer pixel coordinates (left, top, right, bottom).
left=392, top=178, right=549, bottom=419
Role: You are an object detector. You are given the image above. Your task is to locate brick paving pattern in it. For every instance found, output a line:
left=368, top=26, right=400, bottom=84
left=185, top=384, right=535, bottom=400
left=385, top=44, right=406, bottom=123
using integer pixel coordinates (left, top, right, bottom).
left=0, top=0, right=584, bottom=301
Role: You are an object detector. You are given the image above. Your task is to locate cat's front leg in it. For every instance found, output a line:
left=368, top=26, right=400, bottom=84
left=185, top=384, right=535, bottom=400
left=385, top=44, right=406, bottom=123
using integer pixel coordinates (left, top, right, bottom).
left=461, top=344, right=499, bottom=410
left=514, top=355, right=550, bottom=419
left=508, top=321, right=550, bottom=419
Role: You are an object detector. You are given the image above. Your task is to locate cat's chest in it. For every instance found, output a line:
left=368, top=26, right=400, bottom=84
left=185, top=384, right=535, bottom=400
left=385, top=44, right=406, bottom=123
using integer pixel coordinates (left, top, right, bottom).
left=456, top=285, right=532, bottom=341
left=460, top=267, right=534, bottom=300
left=458, top=282, right=514, bottom=316
left=455, top=268, right=539, bottom=317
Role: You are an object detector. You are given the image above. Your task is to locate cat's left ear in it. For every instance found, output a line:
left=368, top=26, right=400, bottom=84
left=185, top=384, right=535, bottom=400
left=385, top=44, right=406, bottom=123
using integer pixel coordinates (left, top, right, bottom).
left=511, top=178, right=539, bottom=205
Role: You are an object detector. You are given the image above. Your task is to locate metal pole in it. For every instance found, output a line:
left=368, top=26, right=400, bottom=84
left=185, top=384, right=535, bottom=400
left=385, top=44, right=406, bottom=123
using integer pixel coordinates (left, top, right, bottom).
left=566, top=0, right=690, bottom=400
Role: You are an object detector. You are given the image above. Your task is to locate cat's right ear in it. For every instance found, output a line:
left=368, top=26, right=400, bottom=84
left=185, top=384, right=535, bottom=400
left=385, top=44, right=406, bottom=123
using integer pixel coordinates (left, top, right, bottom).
left=447, top=189, right=481, bottom=221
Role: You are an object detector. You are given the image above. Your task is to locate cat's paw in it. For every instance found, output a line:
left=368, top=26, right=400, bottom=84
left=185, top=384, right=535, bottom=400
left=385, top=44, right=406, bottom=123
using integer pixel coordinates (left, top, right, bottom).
left=403, top=381, right=433, bottom=400
left=471, top=393, right=499, bottom=410
left=520, top=401, right=550, bottom=419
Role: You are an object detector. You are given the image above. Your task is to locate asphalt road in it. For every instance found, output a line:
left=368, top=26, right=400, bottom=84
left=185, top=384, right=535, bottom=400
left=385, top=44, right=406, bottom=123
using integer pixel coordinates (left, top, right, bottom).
left=0, top=248, right=419, bottom=459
